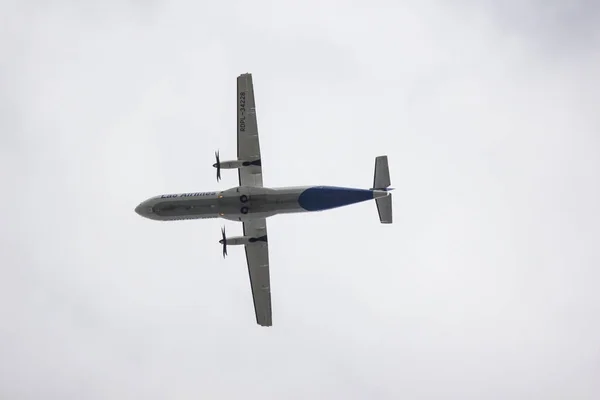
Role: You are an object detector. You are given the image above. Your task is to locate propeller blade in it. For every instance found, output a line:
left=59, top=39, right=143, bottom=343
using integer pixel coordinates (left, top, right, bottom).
left=221, top=226, right=227, bottom=258
left=215, top=150, right=221, bottom=182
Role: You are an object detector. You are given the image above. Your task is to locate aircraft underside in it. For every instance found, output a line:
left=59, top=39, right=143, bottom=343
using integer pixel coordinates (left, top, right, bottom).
left=134, top=73, right=393, bottom=327
left=135, top=185, right=388, bottom=222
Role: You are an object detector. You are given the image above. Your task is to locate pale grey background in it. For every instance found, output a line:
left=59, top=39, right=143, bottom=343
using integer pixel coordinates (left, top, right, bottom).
left=1, top=1, right=599, bottom=399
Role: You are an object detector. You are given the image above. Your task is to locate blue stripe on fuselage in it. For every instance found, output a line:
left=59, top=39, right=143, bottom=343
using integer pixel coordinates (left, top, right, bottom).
left=298, top=186, right=374, bottom=211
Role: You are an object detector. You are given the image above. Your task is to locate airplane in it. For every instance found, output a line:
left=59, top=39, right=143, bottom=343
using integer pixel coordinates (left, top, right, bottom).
left=134, top=73, right=393, bottom=327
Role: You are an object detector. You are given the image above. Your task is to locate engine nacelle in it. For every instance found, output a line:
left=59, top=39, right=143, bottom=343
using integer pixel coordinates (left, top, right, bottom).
left=220, top=235, right=268, bottom=246
left=215, top=159, right=261, bottom=169
left=213, top=150, right=261, bottom=182
left=213, top=151, right=261, bottom=182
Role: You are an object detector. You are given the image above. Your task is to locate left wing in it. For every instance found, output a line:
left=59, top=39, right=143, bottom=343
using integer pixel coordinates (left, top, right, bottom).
left=242, top=217, right=272, bottom=326
left=237, top=73, right=263, bottom=187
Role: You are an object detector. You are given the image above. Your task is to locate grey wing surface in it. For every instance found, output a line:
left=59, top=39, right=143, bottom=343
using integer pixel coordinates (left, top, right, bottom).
left=237, top=73, right=263, bottom=188
left=242, top=217, right=272, bottom=326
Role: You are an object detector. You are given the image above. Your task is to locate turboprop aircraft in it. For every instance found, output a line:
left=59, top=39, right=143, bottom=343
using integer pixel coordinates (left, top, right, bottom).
left=135, top=73, right=393, bottom=327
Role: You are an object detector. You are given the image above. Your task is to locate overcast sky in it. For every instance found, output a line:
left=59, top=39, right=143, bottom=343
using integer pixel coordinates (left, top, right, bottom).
left=1, top=1, right=599, bottom=399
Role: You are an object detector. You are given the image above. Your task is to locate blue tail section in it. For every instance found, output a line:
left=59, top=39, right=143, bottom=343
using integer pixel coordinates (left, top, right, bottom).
left=298, top=186, right=375, bottom=211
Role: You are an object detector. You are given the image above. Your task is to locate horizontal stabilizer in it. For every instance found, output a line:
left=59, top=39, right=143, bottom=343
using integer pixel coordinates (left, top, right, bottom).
left=373, top=156, right=391, bottom=190
left=376, top=194, right=392, bottom=224
left=372, top=155, right=392, bottom=223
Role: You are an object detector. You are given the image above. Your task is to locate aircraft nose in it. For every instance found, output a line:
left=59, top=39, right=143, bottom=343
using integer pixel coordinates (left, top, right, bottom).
left=135, top=201, right=154, bottom=217
left=135, top=201, right=157, bottom=219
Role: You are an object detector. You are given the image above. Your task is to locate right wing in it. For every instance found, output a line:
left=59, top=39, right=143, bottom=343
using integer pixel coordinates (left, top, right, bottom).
left=242, top=217, right=272, bottom=326
left=237, top=73, right=263, bottom=188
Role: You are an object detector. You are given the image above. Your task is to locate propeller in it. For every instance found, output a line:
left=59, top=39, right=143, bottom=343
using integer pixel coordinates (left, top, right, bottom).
left=213, top=150, right=221, bottom=182
left=219, top=226, right=227, bottom=258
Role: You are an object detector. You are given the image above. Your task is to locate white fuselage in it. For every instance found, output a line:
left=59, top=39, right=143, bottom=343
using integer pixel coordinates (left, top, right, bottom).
left=135, top=185, right=388, bottom=222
